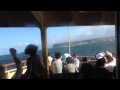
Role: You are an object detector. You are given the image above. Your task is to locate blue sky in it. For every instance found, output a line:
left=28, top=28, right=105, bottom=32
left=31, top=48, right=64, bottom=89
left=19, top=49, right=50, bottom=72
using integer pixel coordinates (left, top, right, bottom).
left=0, top=25, right=115, bottom=55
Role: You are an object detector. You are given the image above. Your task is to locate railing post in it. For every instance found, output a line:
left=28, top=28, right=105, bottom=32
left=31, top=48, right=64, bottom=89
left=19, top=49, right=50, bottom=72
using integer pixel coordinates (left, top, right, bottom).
left=24, top=62, right=26, bottom=67
left=4, top=66, right=7, bottom=71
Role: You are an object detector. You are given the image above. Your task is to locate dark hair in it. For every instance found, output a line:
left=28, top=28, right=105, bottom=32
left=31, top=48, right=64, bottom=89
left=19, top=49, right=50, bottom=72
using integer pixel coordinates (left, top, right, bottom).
left=82, top=57, right=87, bottom=62
left=96, top=59, right=105, bottom=68
left=25, top=44, right=38, bottom=56
left=55, top=52, right=61, bottom=59
left=66, top=57, right=73, bottom=64
left=73, top=54, right=76, bottom=57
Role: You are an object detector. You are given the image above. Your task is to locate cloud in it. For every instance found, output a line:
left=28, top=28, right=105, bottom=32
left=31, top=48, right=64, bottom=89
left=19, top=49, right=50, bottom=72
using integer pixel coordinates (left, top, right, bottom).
left=31, top=41, right=41, bottom=49
left=73, top=25, right=115, bottom=41
left=47, top=25, right=115, bottom=48
left=47, top=35, right=69, bottom=48
left=0, top=25, right=115, bottom=55
left=25, top=42, right=29, bottom=46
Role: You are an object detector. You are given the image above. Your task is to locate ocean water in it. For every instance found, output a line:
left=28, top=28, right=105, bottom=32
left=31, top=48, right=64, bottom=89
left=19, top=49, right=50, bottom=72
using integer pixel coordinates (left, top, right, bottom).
left=0, top=40, right=115, bottom=70
left=47, top=40, right=115, bottom=57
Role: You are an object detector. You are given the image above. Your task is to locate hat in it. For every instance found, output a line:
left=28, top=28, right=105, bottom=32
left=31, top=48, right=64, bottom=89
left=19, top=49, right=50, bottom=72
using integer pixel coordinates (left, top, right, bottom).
left=105, top=51, right=113, bottom=58
left=63, top=53, right=71, bottom=61
left=64, top=53, right=71, bottom=58
left=95, top=53, right=105, bottom=59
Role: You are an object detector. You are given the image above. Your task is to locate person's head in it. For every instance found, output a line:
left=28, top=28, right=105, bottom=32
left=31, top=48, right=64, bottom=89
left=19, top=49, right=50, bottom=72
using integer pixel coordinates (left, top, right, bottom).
left=73, top=54, right=78, bottom=59
left=105, top=51, right=113, bottom=62
left=63, top=53, right=71, bottom=61
left=95, top=53, right=105, bottom=60
left=24, top=44, right=38, bottom=56
left=95, top=53, right=106, bottom=68
left=55, top=52, right=61, bottom=59
left=0, top=65, right=6, bottom=79
left=96, top=59, right=105, bottom=68
left=73, top=54, right=76, bottom=57
left=82, top=57, right=87, bottom=63
left=66, top=57, right=73, bottom=64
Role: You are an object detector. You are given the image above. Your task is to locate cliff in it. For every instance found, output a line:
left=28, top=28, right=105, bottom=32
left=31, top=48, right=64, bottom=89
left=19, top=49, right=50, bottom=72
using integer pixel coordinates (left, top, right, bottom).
left=53, top=37, right=115, bottom=48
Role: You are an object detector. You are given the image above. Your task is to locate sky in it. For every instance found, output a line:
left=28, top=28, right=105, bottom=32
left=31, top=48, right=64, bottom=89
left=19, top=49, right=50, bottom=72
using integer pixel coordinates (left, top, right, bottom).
left=0, top=25, right=115, bottom=55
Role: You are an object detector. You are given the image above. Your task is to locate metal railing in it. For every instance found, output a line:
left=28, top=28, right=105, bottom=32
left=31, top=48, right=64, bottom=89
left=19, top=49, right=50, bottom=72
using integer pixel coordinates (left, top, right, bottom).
left=2, top=60, right=27, bottom=71
left=2, top=56, right=95, bottom=71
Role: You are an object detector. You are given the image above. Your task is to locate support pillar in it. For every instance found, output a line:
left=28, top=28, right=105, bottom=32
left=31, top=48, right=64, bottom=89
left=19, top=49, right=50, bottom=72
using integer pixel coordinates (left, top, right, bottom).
left=115, top=11, right=120, bottom=79
left=40, top=26, right=49, bottom=79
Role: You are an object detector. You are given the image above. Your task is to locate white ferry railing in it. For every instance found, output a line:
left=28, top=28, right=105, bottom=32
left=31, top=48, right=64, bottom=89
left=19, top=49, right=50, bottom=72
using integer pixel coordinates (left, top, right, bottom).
left=1, top=56, right=95, bottom=79
left=2, top=56, right=95, bottom=71
left=2, top=60, right=27, bottom=71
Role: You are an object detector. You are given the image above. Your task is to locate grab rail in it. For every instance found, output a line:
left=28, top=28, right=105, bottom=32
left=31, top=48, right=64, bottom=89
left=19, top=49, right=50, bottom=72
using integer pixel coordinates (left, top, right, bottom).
left=2, top=60, right=27, bottom=71
left=2, top=56, right=95, bottom=71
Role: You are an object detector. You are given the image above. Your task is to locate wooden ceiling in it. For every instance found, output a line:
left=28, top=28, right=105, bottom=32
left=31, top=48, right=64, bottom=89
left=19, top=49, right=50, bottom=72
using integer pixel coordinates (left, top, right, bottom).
left=0, top=11, right=115, bottom=27
left=0, top=11, right=40, bottom=27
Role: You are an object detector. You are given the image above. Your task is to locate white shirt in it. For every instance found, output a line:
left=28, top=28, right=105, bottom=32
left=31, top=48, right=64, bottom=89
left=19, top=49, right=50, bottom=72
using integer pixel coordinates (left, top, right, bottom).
left=73, top=58, right=80, bottom=68
left=51, top=59, right=63, bottom=74
left=64, top=63, right=79, bottom=73
left=113, top=57, right=116, bottom=64
left=48, top=56, right=53, bottom=66
left=105, top=60, right=116, bottom=72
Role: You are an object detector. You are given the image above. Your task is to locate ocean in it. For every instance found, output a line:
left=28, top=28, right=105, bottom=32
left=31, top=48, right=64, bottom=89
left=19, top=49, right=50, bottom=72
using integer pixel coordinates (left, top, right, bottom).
left=0, top=39, right=115, bottom=70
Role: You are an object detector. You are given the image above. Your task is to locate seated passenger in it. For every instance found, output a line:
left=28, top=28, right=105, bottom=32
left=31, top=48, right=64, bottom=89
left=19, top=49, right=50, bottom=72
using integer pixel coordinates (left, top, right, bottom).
left=93, top=53, right=113, bottom=79
left=48, top=52, right=53, bottom=74
left=104, top=51, right=116, bottom=73
left=82, top=57, right=87, bottom=63
left=63, top=53, right=71, bottom=61
left=51, top=52, right=63, bottom=74
left=72, top=54, right=80, bottom=70
left=0, top=48, right=23, bottom=79
left=80, top=60, right=95, bottom=79
left=64, top=57, right=79, bottom=73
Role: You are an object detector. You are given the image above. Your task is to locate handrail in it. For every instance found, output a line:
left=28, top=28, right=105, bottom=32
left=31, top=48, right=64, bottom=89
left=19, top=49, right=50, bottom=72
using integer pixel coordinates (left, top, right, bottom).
left=2, top=60, right=26, bottom=67
left=78, top=56, right=94, bottom=58
left=2, top=56, right=95, bottom=71
left=2, top=60, right=27, bottom=71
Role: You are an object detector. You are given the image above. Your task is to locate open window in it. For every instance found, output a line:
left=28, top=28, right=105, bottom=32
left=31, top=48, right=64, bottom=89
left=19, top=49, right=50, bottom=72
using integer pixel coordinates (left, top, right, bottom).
left=0, top=27, right=42, bottom=70
left=47, top=25, right=115, bottom=60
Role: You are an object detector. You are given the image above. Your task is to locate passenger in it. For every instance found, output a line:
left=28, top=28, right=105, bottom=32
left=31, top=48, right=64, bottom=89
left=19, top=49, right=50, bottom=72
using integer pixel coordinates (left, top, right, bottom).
left=104, top=51, right=116, bottom=73
left=93, top=53, right=113, bottom=79
left=0, top=65, right=6, bottom=79
left=82, top=57, right=87, bottom=63
left=51, top=51, right=59, bottom=63
left=64, top=57, right=79, bottom=73
left=63, top=53, right=71, bottom=62
left=72, top=54, right=80, bottom=70
left=9, top=48, right=23, bottom=79
left=0, top=48, right=23, bottom=79
left=79, top=57, right=95, bottom=79
left=111, top=52, right=116, bottom=64
left=48, top=52, right=53, bottom=73
left=48, top=53, right=53, bottom=66
left=23, top=44, right=46, bottom=79
left=113, top=66, right=116, bottom=79
left=51, top=52, right=63, bottom=74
